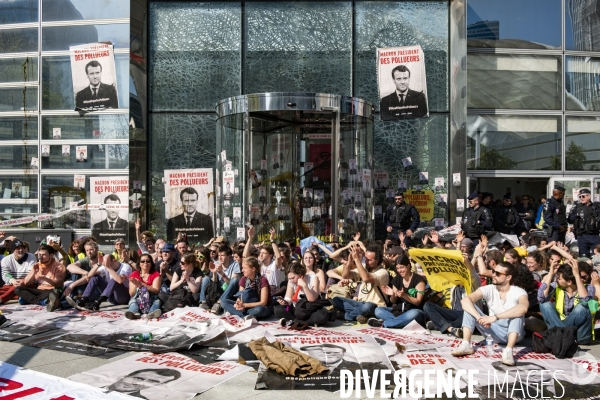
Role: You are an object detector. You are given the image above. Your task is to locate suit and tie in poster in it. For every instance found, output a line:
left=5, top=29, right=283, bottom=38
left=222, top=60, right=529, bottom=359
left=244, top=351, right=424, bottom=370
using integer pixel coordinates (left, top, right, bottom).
left=165, top=169, right=214, bottom=243
left=70, top=43, right=119, bottom=112
left=90, top=177, right=129, bottom=246
left=378, top=45, right=428, bottom=120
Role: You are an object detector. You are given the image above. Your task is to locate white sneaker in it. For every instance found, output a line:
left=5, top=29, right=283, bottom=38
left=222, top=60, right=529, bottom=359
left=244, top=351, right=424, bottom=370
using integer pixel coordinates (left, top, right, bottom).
left=502, top=348, right=515, bottom=366
left=244, top=315, right=256, bottom=322
left=450, top=341, right=474, bottom=357
left=146, top=309, right=162, bottom=320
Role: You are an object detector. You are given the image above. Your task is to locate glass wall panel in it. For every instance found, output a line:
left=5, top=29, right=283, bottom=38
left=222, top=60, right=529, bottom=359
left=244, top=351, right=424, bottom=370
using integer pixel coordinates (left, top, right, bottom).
left=355, top=1, right=449, bottom=112
left=566, top=0, right=600, bottom=52
left=0, top=145, right=38, bottom=169
left=0, top=28, right=38, bottom=53
left=40, top=144, right=128, bottom=169
left=0, top=87, right=38, bottom=112
left=467, top=0, right=561, bottom=49
left=468, top=54, right=562, bottom=110
left=42, top=0, right=130, bottom=21
left=0, top=2, right=38, bottom=25
left=0, top=117, right=38, bottom=140
left=42, top=114, right=128, bottom=140
left=0, top=58, right=37, bottom=83
left=149, top=2, right=241, bottom=111
left=244, top=2, right=352, bottom=95
left=42, top=24, right=129, bottom=51
left=566, top=116, right=600, bottom=171
left=0, top=204, right=38, bottom=215
left=42, top=54, right=129, bottom=110
left=467, top=115, right=561, bottom=170
left=566, top=56, right=600, bottom=111
left=0, top=175, right=38, bottom=199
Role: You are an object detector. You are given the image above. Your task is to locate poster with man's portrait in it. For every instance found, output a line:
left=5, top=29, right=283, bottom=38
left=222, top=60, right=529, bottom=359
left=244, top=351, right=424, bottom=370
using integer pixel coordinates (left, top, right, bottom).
left=70, top=43, right=119, bottom=112
left=165, top=169, right=214, bottom=243
left=377, top=45, right=428, bottom=120
left=90, top=177, right=129, bottom=246
left=76, top=146, right=87, bottom=162
left=62, top=145, right=70, bottom=157
left=41, top=145, right=50, bottom=157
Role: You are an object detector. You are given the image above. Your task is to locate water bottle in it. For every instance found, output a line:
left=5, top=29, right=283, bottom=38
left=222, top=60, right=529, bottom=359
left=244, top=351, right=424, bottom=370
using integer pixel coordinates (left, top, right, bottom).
left=129, top=332, right=153, bottom=342
left=486, top=334, right=494, bottom=356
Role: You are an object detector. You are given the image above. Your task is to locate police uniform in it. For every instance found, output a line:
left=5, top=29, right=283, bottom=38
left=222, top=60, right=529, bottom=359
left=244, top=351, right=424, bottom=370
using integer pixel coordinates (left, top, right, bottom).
left=385, top=191, right=420, bottom=245
left=568, top=188, right=600, bottom=258
left=493, top=195, right=520, bottom=234
left=461, top=191, right=492, bottom=247
left=544, top=184, right=567, bottom=242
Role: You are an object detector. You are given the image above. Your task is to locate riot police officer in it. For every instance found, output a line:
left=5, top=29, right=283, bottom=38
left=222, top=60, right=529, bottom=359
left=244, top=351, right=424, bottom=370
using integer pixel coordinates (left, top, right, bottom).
left=461, top=191, right=492, bottom=247
left=544, top=184, right=567, bottom=242
left=568, top=188, right=600, bottom=258
left=494, top=194, right=520, bottom=234
left=516, top=194, right=536, bottom=235
left=385, top=190, right=420, bottom=246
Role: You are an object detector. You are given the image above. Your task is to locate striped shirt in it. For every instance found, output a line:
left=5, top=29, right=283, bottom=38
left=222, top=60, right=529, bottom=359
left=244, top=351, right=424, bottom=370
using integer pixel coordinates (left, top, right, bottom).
left=1, top=253, right=36, bottom=284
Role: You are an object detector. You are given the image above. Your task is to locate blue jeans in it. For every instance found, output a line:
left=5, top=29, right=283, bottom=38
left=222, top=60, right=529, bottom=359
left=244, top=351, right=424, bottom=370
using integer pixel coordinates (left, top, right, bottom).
left=540, top=302, right=592, bottom=345
left=331, top=297, right=377, bottom=321
left=128, top=293, right=161, bottom=314
left=462, top=305, right=525, bottom=345
left=220, top=287, right=273, bottom=320
left=374, top=306, right=425, bottom=329
left=423, top=302, right=463, bottom=333
left=83, top=276, right=130, bottom=305
left=199, top=276, right=211, bottom=302
left=219, top=277, right=240, bottom=302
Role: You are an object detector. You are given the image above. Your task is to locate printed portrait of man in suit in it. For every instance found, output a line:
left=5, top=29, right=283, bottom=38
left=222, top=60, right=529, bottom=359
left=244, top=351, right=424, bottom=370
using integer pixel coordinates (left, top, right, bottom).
left=166, top=187, right=214, bottom=243
left=75, top=60, right=119, bottom=111
left=92, top=193, right=128, bottom=245
left=380, top=65, right=428, bottom=120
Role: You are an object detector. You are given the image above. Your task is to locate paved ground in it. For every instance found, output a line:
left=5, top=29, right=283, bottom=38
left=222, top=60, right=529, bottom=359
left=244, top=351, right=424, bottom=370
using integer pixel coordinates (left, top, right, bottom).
left=1, top=303, right=600, bottom=399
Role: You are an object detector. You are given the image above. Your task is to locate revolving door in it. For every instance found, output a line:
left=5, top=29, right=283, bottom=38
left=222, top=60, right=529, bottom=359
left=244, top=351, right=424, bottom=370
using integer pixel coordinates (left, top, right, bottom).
left=215, top=93, right=374, bottom=244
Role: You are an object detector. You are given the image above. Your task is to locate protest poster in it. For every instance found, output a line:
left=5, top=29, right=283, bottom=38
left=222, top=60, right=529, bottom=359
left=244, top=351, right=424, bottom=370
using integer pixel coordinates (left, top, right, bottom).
left=222, top=170, right=234, bottom=200
left=408, top=248, right=475, bottom=308
left=52, top=127, right=61, bottom=139
left=69, top=352, right=251, bottom=400
left=70, top=42, right=119, bottom=112
left=165, top=168, right=214, bottom=243
left=404, top=189, right=435, bottom=221
left=41, top=144, right=50, bottom=157
left=76, top=145, right=87, bottom=162
left=434, top=177, right=445, bottom=191
left=30, top=157, right=38, bottom=169
left=418, top=171, right=429, bottom=185
left=378, top=45, right=428, bottom=120
left=397, top=179, right=407, bottom=190
left=62, top=144, right=70, bottom=157
left=362, top=169, right=372, bottom=197
left=74, top=174, right=85, bottom=190
left=374, top=170, right=389, bottom=190
left=90, top=176, right=129, bottom=246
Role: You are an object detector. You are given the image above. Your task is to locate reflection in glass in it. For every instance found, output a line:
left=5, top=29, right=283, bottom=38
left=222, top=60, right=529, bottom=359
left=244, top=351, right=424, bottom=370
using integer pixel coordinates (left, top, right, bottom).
left=42, top=114, right=128, bottom=140
left=467, top=115, right=561, bottom=171
left=0, top=145, right=38, bottom=169
left=0, top=87, right=38, bottom=112
left=566, top=56, right=600, bottom=111
left=566, top=117, right=600, bottom=171
left=0, top=176, right=38, bottom=199
left=42, top=0, right=130, bottom=21
left=0, top=28, right=37, bottom=53
left=0, top=2, right=38, bottom=24
left=468, top=54, right=562, bottom=110
left=566, top=0, right=600, bottom=52
left=42, top=24, right=129, bottom=51
left=0, top=117, right=38, bottom=141
left=42, top=55, right=129, bottom=110
left=467, top=0, right=561, bottom=49
left=0, top=58, right=37, bottom=84
left=40, top=144, right=129, bottom=169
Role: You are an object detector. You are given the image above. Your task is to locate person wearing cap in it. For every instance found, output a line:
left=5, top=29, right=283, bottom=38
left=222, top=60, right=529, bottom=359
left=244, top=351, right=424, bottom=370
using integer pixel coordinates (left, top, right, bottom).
left=544, top=184, right=568, bottom=242
left=0, top=239, right=36, bottom=304
left=568, top=188, right=600, bottom=258
left=384, top=190, right=420, bottom=246
left=461, top=191, right=492, bottom=248
left=494, top=194, right=520, bottom=235
left=156, top=243, right=179, bottom=292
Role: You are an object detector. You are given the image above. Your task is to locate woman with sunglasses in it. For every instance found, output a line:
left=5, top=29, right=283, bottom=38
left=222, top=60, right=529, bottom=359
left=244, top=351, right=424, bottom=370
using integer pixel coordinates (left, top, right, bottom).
left=125, top=254, right=162, bottom=320
left=194, top=246, right=211, bottom=276
left=159, top=253, right=202, bottom=311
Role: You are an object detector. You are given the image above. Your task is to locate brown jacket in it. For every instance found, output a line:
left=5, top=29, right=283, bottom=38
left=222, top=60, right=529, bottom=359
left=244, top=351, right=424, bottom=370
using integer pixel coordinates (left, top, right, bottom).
left=248, top=337, right=328, bottom=377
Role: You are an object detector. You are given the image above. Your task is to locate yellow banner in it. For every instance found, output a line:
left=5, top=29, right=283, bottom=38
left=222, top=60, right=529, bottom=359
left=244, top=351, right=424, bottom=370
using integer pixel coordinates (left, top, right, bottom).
left=404, top=189, right=434, bottom=221
left=408, top=248, right=472, bottom=308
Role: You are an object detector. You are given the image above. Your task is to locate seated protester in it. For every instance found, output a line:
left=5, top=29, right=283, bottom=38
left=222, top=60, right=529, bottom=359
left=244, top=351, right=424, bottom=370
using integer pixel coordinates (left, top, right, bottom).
left=473, top=237, right=504, bottom=286
left=367, top=255, right=426, bottom=328
left=504, top=248, right=522, bottom=267
left=538, top=259, right=595, bottom=345
left=243, top=226, right=282, bottom=293
left=451, top=262, right=528, bottom=366
left=159, top=253, right=202, bottom=312
left=526, top=250, right=549, bottom=282
left=66, top=240, right=85, bottom=265
left=64, top=241, right=103, bottom=301
left=220, top=256, right=273, bottom=321
left=302, top=250, right=327, bottom=295
left=0, top=239, right=36, bottom=304
left=274, top=262, right=330, bottom=327
left=112, top=238, right=127, bottom=263
left=66, top=253, right=131, bottom=311
left=330, top=244, right=389, bottom=323
left=15, top=245, right=65, bottom=312
left=199, top=245, right=241, bottom=313
left=157, top=243, right=179, bottom=292
left=125, top=254, right=162, bottom=320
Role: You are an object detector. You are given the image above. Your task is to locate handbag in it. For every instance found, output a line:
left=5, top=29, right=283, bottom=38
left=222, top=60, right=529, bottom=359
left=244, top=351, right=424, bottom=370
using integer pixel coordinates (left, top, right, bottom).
left=326, top=282, right=356, bottom=299
left=136, top=287, right=152, bottom=314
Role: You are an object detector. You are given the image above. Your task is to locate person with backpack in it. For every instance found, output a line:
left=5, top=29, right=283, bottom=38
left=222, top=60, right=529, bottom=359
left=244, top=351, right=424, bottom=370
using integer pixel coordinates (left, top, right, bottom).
left=367, top=255, right=426, bottom=328
left=159, top=253, right=203, bottom=312
left=124, top=254, right=162, bottom=320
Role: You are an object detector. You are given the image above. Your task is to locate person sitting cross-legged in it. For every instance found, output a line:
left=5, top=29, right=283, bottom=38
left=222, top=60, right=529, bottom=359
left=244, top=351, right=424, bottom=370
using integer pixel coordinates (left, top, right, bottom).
left=538, top=259, right=594, bottom=345
left=125, top=254, right=162, bottom=320
left=451, top=262, right=528, bottom=366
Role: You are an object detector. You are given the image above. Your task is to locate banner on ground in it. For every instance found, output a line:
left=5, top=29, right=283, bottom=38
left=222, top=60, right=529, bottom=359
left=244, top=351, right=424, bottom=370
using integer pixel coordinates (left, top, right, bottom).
left=377, top=45, right=428, bottom=120
left=90, top=176, right=129, bottom=246
left=164, top=168, right=214, bottom=243
left=70, top=42, right=119, bottom=112
left=69, top=352, right=250, bottom=400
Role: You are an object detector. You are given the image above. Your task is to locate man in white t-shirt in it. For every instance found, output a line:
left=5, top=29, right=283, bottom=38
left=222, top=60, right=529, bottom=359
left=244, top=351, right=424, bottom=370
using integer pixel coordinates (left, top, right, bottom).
left=66, top=253, right=131, bottom=311
left=451, top=261, right=528, bottom=366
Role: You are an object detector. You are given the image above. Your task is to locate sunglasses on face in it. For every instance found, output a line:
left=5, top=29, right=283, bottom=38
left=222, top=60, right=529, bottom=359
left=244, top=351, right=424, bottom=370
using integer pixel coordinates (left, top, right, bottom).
left=196, top=254, right=205, bottom=259
left=579, top=195, right=589, bottom=199
left=492, top=270, right=506, bottom=276
left=581, top=274, right=590, bottom=281
left=139, top=260, right=151, bottom=264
